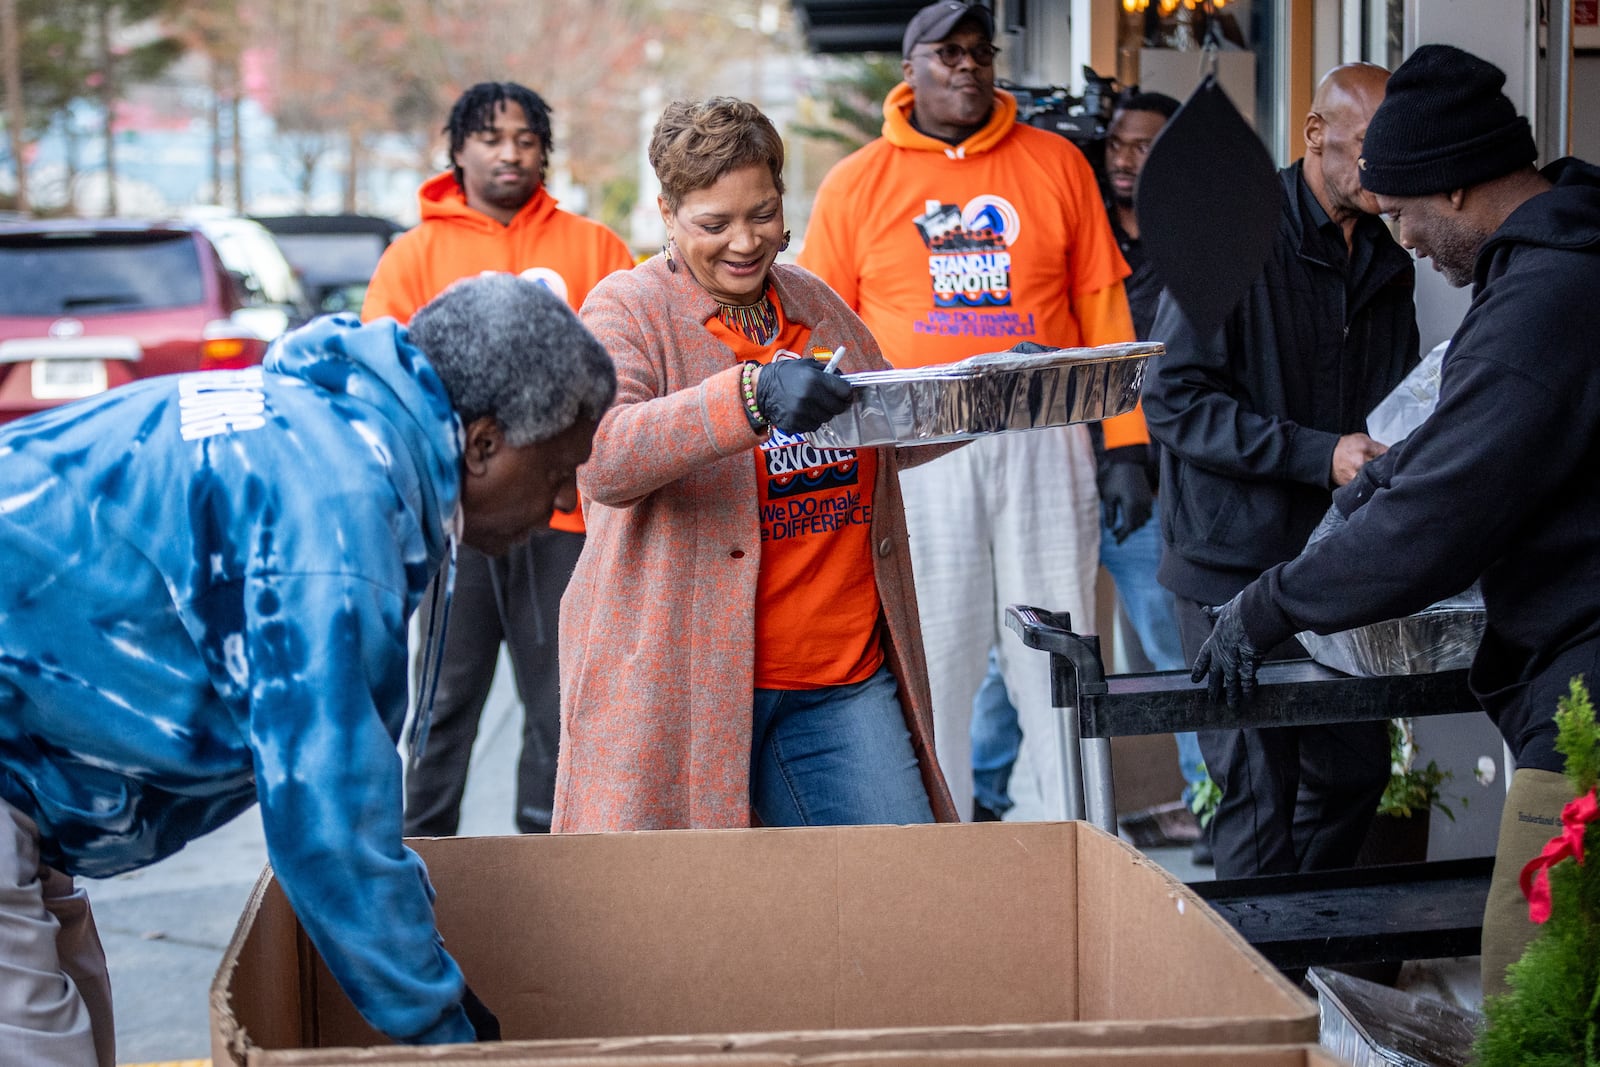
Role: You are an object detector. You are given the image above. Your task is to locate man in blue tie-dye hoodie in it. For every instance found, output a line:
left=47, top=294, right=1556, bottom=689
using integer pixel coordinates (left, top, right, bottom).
left=0, top=272, right=614, bottom=1062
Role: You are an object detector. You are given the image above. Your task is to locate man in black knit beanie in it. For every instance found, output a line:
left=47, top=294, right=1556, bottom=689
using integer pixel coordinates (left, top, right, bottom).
left=1189, top=41, right=1600, bottom=996
left=1356, top=43, right=1536, bottom=212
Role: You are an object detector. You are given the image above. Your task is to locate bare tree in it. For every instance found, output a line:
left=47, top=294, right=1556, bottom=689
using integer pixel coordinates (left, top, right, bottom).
left=84, top=0, right=183, bottom=214
left=2, top=0, right=98, bottom=214
left=1, top=0, right=26, bottom=212
left=791, top=54, right=902, bottom=151
left=169, top=1, right=249, bottom=208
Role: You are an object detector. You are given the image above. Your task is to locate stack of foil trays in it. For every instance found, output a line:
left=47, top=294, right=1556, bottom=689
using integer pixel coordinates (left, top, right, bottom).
left=1299, top=590, right=1486, bottom=677
left=808, top=342, right=1161, bottom=449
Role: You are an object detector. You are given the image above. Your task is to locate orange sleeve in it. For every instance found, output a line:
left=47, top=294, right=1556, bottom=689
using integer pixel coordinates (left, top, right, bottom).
left=1071, top=282, right=1146, bottom=448
left=1071, top=280, right=1134, bottom=348
left=1102, top=401, right=1149, bottom=449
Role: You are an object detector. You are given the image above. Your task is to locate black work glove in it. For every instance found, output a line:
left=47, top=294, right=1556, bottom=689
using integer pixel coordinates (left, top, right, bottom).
left=1006, top=341, right=1055, bottom=353
left=1096, top=445, right=1154, bottom=544
left=1190, top=594, right=1264, bottom=708
left=461, top=984, right=501, bottom=1041
left=754, top=357, right=853, bottom=434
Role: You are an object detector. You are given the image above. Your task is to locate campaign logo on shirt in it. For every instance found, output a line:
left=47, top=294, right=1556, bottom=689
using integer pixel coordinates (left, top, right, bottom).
left=914, top=195, right=1020, bottom=308
left=517, top=266, right=570, bottom=305
left=758, top=426, right=868, bottom=541
left=761, top=425, right=860, bottom=500
left=755, top=354, right=870, bottom=541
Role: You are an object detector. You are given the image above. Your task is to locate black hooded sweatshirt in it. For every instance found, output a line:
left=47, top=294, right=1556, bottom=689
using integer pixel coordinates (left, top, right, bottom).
left=1241, top=158, right=1600, bottom=771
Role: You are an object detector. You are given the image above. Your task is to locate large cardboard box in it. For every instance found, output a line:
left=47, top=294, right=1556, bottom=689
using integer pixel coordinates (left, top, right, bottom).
left=211, top=822, right=1315, bottom=1065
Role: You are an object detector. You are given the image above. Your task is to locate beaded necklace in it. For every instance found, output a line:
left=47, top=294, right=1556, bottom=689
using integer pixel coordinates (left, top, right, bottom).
left=716, top=290, right=780, bottom=347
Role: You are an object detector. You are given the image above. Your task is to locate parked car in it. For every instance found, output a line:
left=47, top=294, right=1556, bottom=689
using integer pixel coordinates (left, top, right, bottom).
left=0, top=218, right=283, bottom=423
left=252, top=213, right=406, bottom=314
left=186, top=210, right=316, bottom=338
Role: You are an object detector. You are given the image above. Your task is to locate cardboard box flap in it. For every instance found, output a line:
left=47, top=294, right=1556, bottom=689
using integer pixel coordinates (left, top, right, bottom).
left=211, top=865, right=316, bottom=1064
left=1074, top=830, right=1306, bottom=1021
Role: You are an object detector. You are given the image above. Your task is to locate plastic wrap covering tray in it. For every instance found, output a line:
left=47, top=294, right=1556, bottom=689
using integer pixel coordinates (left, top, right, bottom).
left=808, top=341, right=1161, bottom=449
left=1309, top=966, right=1479, bottom=1067
left=1298, top=595, right=1485, bottom=678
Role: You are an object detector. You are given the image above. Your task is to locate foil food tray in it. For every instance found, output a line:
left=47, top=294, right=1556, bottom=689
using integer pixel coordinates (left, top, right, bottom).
left=808, top=342, right=1162, bottom=449
left=1298, top=604, right=1486, bottom=678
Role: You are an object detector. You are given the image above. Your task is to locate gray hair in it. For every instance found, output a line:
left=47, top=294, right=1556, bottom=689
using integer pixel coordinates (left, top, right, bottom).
left=408, top=272, right=616, bottom=446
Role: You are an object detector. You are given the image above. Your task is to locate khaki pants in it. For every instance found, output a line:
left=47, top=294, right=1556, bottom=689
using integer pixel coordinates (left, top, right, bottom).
left=0, top=797, right=115, bottom=1066
left=897, top=426, right=1100, bottom=823
left=1481, top=767, right=1572, bottom=998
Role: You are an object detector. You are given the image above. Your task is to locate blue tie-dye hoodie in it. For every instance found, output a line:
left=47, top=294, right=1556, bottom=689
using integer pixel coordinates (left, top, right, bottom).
left=0, top=315, right=479, bottom=1044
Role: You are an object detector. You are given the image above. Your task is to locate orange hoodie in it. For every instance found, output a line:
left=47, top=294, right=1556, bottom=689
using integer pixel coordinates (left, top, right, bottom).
left=800, top=84, right=1147, bottom=448
left=364, top=173, right=634, bottom=530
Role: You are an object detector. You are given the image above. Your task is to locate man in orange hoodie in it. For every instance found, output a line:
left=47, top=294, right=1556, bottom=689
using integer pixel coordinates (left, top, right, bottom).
left=364, top=82, right=632, bottom=836
left=800, top=1, right=1145, bottom=822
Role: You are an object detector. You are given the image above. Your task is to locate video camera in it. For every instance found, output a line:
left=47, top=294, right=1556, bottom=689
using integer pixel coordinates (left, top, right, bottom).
left=999, top=66, right=1123, bottom=177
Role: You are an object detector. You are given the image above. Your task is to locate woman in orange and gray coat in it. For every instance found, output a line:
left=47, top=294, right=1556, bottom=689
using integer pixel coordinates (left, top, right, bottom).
left=554, top=97, right=957, bottom=832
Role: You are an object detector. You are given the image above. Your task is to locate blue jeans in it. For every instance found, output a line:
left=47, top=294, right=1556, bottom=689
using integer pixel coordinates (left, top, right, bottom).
left=971, top=647, right=1022, bottom=816
left=751, top=666, right=935, bottom=826
left=969, top=518, right=1206, bottom=814
left=1099, top=519, right=1206, bottom=802
left=1099, top=519, right=1185, bottom=671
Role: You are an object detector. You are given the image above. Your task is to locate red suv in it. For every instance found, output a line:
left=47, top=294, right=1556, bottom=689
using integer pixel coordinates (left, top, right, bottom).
left=0, top=219, right=273, bottom=423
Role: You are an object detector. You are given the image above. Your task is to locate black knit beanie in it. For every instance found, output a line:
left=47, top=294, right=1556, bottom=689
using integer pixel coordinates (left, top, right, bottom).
left=1358, top=44, right=1536, bottom=196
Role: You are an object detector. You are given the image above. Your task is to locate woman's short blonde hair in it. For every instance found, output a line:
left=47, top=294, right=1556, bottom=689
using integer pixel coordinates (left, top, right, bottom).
left=649, top=97, right=786, bottom=211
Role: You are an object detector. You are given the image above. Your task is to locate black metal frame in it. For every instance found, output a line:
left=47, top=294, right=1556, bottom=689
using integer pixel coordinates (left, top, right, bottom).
left=1003, top=604, right=1493, bottom=969
left=1004, top=604, right=1479, bottom=828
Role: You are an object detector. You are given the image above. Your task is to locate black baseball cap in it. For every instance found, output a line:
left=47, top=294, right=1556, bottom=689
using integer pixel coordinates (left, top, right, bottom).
left=902, top=1, right=994, bottom=57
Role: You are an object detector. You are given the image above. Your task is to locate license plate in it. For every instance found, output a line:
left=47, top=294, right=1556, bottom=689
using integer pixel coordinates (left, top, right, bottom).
left=31, top=358, right=109, bottom=400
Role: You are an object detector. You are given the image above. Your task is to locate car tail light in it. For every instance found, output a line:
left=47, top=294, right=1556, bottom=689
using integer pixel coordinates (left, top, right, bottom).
left=201, top=321, right=269, bottom=370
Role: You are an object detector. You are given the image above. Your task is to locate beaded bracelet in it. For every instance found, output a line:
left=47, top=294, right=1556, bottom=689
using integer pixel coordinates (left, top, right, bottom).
left=740, top=361, right=769, bottom=431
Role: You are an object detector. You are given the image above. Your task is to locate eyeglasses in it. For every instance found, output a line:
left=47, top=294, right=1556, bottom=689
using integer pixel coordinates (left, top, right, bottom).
left=915, top=42, right=1000, bottom=67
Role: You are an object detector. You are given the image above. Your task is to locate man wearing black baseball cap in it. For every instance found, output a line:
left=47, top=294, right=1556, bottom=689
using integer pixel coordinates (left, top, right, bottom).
left=1190, top=42, right=1600, bottom=995
left=800, top=0, right=1148, bottom=824
left=901, top=0, right=994, bottom=57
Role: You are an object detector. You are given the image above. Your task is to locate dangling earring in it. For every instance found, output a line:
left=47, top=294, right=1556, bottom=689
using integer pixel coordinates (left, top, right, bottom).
left=778, top=229, right=791, bottom=253
left=663, top=237, right=678, bottom=273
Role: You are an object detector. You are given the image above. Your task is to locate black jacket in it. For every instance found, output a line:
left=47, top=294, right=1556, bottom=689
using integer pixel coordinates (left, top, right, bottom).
left=1243, top=158, right=1600, bottom=771
left=1143, top=162, right=1419, bottom=605
left=1112, top=210, right=1162, bottom=341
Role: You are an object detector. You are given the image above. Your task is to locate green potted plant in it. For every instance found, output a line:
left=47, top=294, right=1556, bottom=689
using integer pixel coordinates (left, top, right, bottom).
left=1357, top=718, right=1465, bottom=866
left=1379, top=718, right=1461, bottom=819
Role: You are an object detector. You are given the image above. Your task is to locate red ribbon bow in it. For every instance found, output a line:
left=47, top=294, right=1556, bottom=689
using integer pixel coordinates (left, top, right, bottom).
left=1519, top=787, right=1600, bottom=923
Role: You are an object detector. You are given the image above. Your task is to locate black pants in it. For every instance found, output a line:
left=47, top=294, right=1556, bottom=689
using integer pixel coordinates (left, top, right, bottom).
left=1175, top=595, right=1389, bottom=879
left=405, top=529, right=584, bottom=835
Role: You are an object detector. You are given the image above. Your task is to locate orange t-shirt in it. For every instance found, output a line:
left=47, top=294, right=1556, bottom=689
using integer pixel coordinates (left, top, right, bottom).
left=705, top=295, right=884, bottom=690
